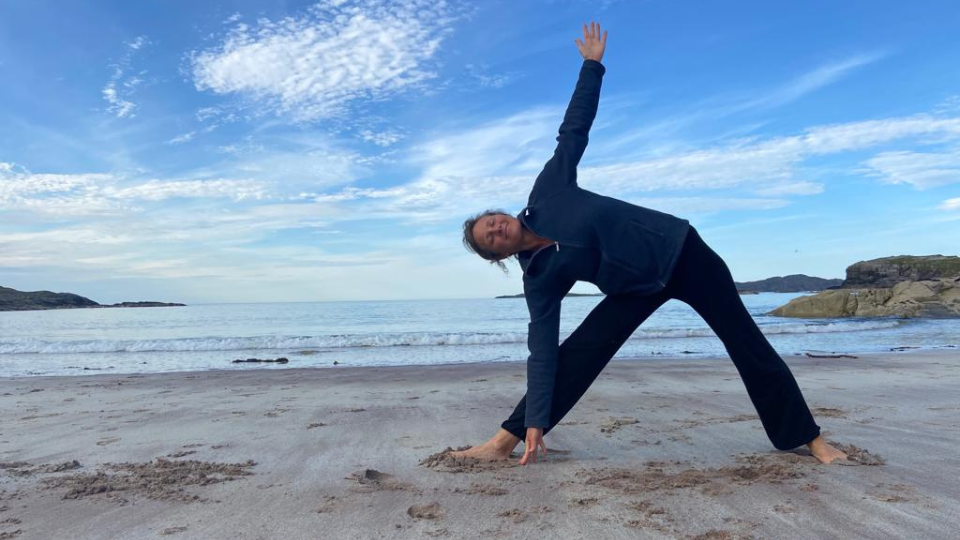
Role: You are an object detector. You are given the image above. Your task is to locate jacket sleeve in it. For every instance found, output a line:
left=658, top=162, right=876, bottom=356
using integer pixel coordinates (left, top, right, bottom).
left=523, top=276, right=575, bottom=428
left=529, top=59, right=606, bottom=202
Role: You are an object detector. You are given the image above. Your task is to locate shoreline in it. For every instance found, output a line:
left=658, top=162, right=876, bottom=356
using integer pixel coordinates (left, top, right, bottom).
left=1, top=344, right=955, bottom=381
left=1, top=350, right=959, bottom=539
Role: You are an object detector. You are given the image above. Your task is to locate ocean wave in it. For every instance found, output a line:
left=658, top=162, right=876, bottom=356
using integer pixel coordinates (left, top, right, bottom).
left=0, top=319, right=903, bottom=355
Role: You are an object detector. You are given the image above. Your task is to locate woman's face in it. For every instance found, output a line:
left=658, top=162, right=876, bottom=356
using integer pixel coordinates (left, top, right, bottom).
left=472, top=213, right=522, bottom=257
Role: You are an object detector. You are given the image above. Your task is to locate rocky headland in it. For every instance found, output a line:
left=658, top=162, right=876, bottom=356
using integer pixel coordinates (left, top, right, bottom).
left=0, top=286, right=185, bottom=312
left=734, top=274, right=843, bottom=293
left=770, top=255, right=960, bottom=318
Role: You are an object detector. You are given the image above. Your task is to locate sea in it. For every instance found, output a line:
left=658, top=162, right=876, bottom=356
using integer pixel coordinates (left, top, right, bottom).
left=0, top=293, right=957, bottom=378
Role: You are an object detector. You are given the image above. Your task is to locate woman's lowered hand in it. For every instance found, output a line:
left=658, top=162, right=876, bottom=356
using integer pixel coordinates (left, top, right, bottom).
left=520, top=427, right=547, bottom=465
left=575, top=21, right=607, bottom=63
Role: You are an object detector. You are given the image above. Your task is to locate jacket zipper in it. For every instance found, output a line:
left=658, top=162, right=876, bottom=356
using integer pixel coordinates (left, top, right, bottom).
left=520, top=207, right=586, bottom=250
left=520, top=207, right=667, bottom=288
left=519, top=209, right=560, bottom=272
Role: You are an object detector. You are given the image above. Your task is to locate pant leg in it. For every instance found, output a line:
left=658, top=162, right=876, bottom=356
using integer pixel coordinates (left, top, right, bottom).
left=668, top=227, right=821, bottom=450
left=500, top=289, right=671, bottom=440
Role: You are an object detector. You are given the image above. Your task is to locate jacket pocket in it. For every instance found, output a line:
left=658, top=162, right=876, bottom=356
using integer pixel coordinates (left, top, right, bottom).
left=594, top=257, right=638, bottom=295
left=592, top=220, right=669, bottom=294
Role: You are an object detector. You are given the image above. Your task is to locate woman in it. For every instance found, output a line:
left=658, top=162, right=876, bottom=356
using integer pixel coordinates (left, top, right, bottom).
left=456, top=22, right=848, bottom=466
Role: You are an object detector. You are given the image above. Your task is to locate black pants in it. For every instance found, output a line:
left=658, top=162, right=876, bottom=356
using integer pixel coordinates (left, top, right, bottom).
left=500, top=227, right=821, bottom=451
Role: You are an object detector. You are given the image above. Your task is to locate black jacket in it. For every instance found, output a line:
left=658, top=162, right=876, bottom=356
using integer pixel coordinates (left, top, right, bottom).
left=518, top=59, right=691, bottom=428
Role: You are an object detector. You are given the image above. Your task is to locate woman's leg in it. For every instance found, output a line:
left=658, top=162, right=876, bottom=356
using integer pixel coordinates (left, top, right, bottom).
left=499, top=289, right=672, bottom=441
left=668, top=228, right=821, bottom=450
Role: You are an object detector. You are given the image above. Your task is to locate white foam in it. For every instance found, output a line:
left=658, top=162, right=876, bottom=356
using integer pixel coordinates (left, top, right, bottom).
left=0, top=319, right=902, bottom=355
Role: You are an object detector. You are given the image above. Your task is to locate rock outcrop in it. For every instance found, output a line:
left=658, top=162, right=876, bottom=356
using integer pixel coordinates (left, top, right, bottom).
left=841, top=255, right=960, bottom=288
left=770, top=277, right=960, bottom=318
left=770, top=255, right=960, bottom=319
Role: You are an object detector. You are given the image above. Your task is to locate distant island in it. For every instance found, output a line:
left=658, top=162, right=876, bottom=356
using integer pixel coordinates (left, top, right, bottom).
left=496, top=273, right=841, bottom=299
left=734, top=274, right=843, bottom=293
left=0, top=286, right=185, bottom=312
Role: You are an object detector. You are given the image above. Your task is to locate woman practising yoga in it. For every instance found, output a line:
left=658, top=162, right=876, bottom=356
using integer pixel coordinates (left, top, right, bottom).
left=456, top=22, right=848, bottom=466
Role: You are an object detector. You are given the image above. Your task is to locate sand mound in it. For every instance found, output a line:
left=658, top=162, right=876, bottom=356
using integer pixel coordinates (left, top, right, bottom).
left=577, top=453, right=807, bottom=496
left=0, top=461, right=81, bottom=477
left=419, top=446, right=519, bottom=473
left=836, top=443, right=885, bottom=465
left=39, top=458, right=256, bottom=504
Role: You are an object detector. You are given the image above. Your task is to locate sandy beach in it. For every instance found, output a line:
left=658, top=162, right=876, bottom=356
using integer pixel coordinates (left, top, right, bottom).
left=1, top=350, right=959, bottom=540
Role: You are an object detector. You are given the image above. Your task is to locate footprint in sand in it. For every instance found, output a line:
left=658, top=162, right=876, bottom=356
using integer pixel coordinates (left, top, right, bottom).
left=345, top=469, right=419, bottom=494
left=811, top=407, right=847, bottom=418
left=496, top=506, right=553, bottom=524
left=407, top=502, right=444, bottom=520
left=316, top=494, right=338, bottom=513
left=599, top=417, right=639, bottom=434
left=452, top=483, right=508, bottom=496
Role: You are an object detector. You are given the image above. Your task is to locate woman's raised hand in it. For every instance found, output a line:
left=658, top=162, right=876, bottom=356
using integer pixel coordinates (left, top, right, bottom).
left=575, top=21, right=607, bottom=63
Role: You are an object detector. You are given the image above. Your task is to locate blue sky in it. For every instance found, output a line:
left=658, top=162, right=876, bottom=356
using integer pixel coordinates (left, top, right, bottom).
left=1, top=0, right=958, bottom=303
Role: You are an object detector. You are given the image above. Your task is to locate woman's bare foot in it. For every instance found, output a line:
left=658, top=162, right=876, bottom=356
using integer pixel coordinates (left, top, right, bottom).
left=450, top=429, right=522, bottom=461
left=807, top=435, right=848, bottom=464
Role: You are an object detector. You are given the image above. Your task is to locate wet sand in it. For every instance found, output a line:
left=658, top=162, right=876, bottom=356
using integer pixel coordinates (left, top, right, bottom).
left=1, top=350, right=959, bottom=539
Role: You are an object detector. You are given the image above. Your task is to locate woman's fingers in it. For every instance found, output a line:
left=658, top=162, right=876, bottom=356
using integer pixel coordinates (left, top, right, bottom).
left=580, top=21, right=604, bottom=44
left=521, top=445, right=535, bottom=465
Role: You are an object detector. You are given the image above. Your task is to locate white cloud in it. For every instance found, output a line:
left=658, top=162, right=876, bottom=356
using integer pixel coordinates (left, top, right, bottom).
left=101, top=36, right=150, bottom=118
left=359, top=129, right=404, bottom=147
left=102, top=81, right=136, bottom=118
left=190, top=0, right=463, bottom=122
left=229, top=146, right=364, bottom=189
left=0, top=162, right=270, bottom=215
left=464, top=63, right=515, bottom=89
left=752, top=181, right=824, bottom=196
left=127, top=36, right=149, bottom=51
left=859, top=148, right=960, bottom=189
left=586, top=114, right=960, bottom=196
left=296, top=109, right=960, bottom=226
left=101, top=179, right=267, bottom=201
left=939, top=198, right=960, bottom=211
left=0, top=163, right=103, bottom=192
left=167, top=132, right=195, bottom=145
left=756, top=53, right=884, bottom=109
left=934, top=95, right=960, bottom=115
